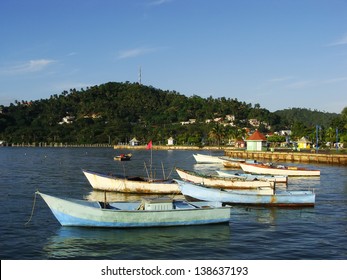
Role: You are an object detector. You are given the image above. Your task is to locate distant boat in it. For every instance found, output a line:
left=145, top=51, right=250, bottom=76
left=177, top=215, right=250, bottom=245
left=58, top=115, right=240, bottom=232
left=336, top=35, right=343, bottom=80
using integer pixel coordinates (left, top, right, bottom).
left=175, top=167, right=274, bottom=189
left=36, top=191, right=231, bottom=227
left=82, top=169, right=180, bottom=194
left=193, top=153, right=224, bottom=163
left=240, top=162, right=320, bottom=177
left=216, top=170, right=288, bottom=184
left=192, top=153, right=247, bottom=168
left=114, top=153, right=132, bottom=161
left=175, top=179, right=315, bottom=207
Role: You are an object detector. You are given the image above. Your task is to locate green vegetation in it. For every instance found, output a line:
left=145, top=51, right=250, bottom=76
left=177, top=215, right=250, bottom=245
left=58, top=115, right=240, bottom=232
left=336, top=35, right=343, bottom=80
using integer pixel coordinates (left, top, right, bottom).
left=0, top=82, right=346, bottom=148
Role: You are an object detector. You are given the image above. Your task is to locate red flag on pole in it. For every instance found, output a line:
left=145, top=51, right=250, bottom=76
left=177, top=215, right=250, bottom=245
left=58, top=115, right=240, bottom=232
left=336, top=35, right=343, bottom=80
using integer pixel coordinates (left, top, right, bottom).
left=146, top=140, right=152, bottom=150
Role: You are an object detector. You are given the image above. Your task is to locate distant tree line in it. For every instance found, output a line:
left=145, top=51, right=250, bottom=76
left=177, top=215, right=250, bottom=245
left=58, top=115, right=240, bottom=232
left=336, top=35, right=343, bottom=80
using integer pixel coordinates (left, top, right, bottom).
left=0, top=82, right=346, bottom=148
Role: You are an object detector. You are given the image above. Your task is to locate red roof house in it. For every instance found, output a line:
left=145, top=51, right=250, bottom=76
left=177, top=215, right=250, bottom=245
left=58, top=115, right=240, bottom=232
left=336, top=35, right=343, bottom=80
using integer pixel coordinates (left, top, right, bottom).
left=246, top=130, right=268, bottom=151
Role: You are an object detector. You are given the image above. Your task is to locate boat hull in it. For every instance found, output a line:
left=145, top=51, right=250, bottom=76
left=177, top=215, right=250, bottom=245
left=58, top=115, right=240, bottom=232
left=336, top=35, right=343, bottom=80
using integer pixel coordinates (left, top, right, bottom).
left=193, top=153, right=224, bottom=163
left=114, top=153, right=132, bottom=161
left=216, top=170, right=288, bottom=183
left=83, top=169, right=180, bottom=194
left=175, top=179, right=315, bottom=207
left=239, top=163, right=320, bottom=177
left=176, top=168, right=274, bottom=189
left=37, top=192, right=231, bottom=227
left=222, top=160, right=242, bottom=168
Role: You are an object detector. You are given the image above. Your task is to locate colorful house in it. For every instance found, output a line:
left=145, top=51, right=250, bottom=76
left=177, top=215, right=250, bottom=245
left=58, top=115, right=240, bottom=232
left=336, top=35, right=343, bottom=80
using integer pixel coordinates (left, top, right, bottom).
left=245, top=130, right=268, bottom=151
left=297, top=136, right=311, bottom=149
left=129, top=137, right=139, bottom=146
left=167, top=137, right=175, bottom=146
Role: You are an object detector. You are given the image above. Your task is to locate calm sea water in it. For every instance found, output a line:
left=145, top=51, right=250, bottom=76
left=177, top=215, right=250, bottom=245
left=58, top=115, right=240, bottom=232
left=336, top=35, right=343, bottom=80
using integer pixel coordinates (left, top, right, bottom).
left=0, top=147, right=346, bottom=260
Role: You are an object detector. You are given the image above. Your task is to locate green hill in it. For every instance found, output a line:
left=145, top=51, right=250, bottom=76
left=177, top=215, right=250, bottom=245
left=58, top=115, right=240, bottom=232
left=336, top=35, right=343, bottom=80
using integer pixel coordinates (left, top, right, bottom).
left=0, top=82, right=344, bottom=146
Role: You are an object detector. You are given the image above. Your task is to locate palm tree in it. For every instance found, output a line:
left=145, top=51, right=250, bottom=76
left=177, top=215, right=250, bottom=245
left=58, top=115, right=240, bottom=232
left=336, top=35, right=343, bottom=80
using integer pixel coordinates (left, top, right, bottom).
left=224, top=126, right=238, bottom=145
left=325, top=127, right=335, bottom=148
left=209, top=123, right=225, bottom=146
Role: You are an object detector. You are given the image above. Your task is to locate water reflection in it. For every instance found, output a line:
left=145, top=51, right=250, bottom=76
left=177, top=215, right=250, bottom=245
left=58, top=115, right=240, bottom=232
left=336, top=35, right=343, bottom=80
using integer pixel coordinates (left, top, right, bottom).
left=43, top=223, right=231, bottom=259
left=233, top=206, right=316, bottom=225
left=192, top=163, right=224, bottom=175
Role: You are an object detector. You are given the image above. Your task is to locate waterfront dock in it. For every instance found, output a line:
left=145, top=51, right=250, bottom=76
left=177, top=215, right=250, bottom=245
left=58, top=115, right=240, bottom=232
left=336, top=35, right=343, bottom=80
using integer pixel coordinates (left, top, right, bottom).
left=224, top=150, right=347, bottom=165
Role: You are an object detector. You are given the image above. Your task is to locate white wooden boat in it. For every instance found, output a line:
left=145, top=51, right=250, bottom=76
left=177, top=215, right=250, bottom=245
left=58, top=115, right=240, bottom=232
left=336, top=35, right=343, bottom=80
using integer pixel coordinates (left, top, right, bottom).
left=193, top=153, right=224, bottom=163
left=216, top=170, right=288, bottom=184
left=176, top=168, right=274, bottom=189
left=239, top=162, right=320, bottom=177
left=36, top=191, right=231, bottom=227
left=221, top=158, right=246, bottom=168
left=82, top=169, right=180, bottom=194
left=175, top=179, right=315, bottom=207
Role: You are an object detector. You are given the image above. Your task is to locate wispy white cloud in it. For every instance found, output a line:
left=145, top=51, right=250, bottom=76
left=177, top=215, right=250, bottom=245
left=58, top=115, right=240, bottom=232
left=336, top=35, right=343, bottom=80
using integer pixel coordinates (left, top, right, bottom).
left=256, top=76, right=294, bottom=90
left=284, top=76, right=347, bottom=89
left=1, top=59, right=56, bottom=74
left=117, top=47, right=158, bottom=59
left=267, top=76, right=294, bottom=83
left=328, top=33, right=347, bottom=46
left=285, top=80, right=317, bottom=89
left=322, top=76, right=347, bottom=84
left=148, top=0, right=172, bottom=6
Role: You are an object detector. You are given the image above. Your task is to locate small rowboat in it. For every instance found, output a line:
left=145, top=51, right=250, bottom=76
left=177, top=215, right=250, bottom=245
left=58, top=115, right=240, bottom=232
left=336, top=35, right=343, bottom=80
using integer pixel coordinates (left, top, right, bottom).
left=175, top=167, right=274, bottom=189
left=193, top=153, right=246, bottom=168
left=175, top=179, right=315, bottom=207
left=216, top=170, right=288, bottom=184
left=36, top=191, right=231, bottom=227
left=82, top=169, right=180, bottom=194
left=114, top=153, right=132, bottom=161
left=193, top=153, right=224, bottom=163
left=239, top=162, right=320, bottom=177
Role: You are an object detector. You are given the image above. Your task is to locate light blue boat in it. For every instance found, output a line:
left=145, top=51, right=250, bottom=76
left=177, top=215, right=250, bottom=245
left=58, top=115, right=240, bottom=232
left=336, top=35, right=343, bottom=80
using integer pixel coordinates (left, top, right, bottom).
left=36, top=191, right=231, bottom=227
left=216, top=170, right=288, bottom=184
left=175, top=179, right=315, bottom=207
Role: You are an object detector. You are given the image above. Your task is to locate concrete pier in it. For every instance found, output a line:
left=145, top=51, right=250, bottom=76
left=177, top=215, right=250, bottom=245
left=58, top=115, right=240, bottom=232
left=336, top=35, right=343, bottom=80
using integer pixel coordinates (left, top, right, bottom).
left=224, top=150, right=347, bottom=165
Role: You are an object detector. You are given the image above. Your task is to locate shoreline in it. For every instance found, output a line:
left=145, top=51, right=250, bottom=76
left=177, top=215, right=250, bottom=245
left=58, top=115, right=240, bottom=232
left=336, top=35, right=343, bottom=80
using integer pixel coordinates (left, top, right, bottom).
left=3, top=144, right=346, bottom=165
left=113, top=145, right=224, bottom=150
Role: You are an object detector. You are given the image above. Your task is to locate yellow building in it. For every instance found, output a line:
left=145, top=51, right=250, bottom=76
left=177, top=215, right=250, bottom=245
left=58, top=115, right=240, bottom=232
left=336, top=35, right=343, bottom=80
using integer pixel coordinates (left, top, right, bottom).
left=297, top=137, right=311, bottom=149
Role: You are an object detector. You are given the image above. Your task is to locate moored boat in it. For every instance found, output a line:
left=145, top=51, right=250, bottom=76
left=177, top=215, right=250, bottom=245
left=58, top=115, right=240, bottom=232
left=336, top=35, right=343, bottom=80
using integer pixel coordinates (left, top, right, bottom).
left=216, top=170, right=288, bottom=184
left=175, top=179, right=315, bottom=207
left=239, top=162, right=320, bottom=177
left=221, top=157, right=246, bottom=168
left=36, top=191, right=231, bottom=227
left=114, top=153, right=132, bottom=161
left=193, top=153, right=224, bottom=163
left=82, top=169, right=180, bottom=194
left=176, top=167, right=274, bottom=189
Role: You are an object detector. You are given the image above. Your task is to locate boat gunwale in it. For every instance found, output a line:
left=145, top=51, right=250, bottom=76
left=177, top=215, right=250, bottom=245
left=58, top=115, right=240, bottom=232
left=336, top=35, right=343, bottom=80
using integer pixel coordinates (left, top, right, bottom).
left=176, top=167, right=275, bottom=188
left=175, top=179, right=315, bottom=207
left=240, top=163, right=320, bottom=172
left=37, top=191, right=229, bottom=213
left=239, top=163, right=321, bottom=176
left=82, top=169, right=175, bottom=184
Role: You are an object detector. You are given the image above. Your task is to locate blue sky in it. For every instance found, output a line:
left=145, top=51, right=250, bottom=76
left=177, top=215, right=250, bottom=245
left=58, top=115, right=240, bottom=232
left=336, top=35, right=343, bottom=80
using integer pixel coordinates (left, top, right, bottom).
left=0, top=0, right=346, bottom=113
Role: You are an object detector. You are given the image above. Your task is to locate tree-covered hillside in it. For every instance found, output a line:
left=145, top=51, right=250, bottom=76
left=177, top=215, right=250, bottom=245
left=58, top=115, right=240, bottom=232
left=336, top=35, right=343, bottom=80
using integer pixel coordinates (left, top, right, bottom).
left=0, top=82, right=345, bottom=146
left=275, top=108, right=339, bottom=128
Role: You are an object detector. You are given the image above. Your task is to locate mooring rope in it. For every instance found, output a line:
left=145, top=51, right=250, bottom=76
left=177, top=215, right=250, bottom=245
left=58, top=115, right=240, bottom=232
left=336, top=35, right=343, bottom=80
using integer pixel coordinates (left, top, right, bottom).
left=25, top=191, right=38, bottom=226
